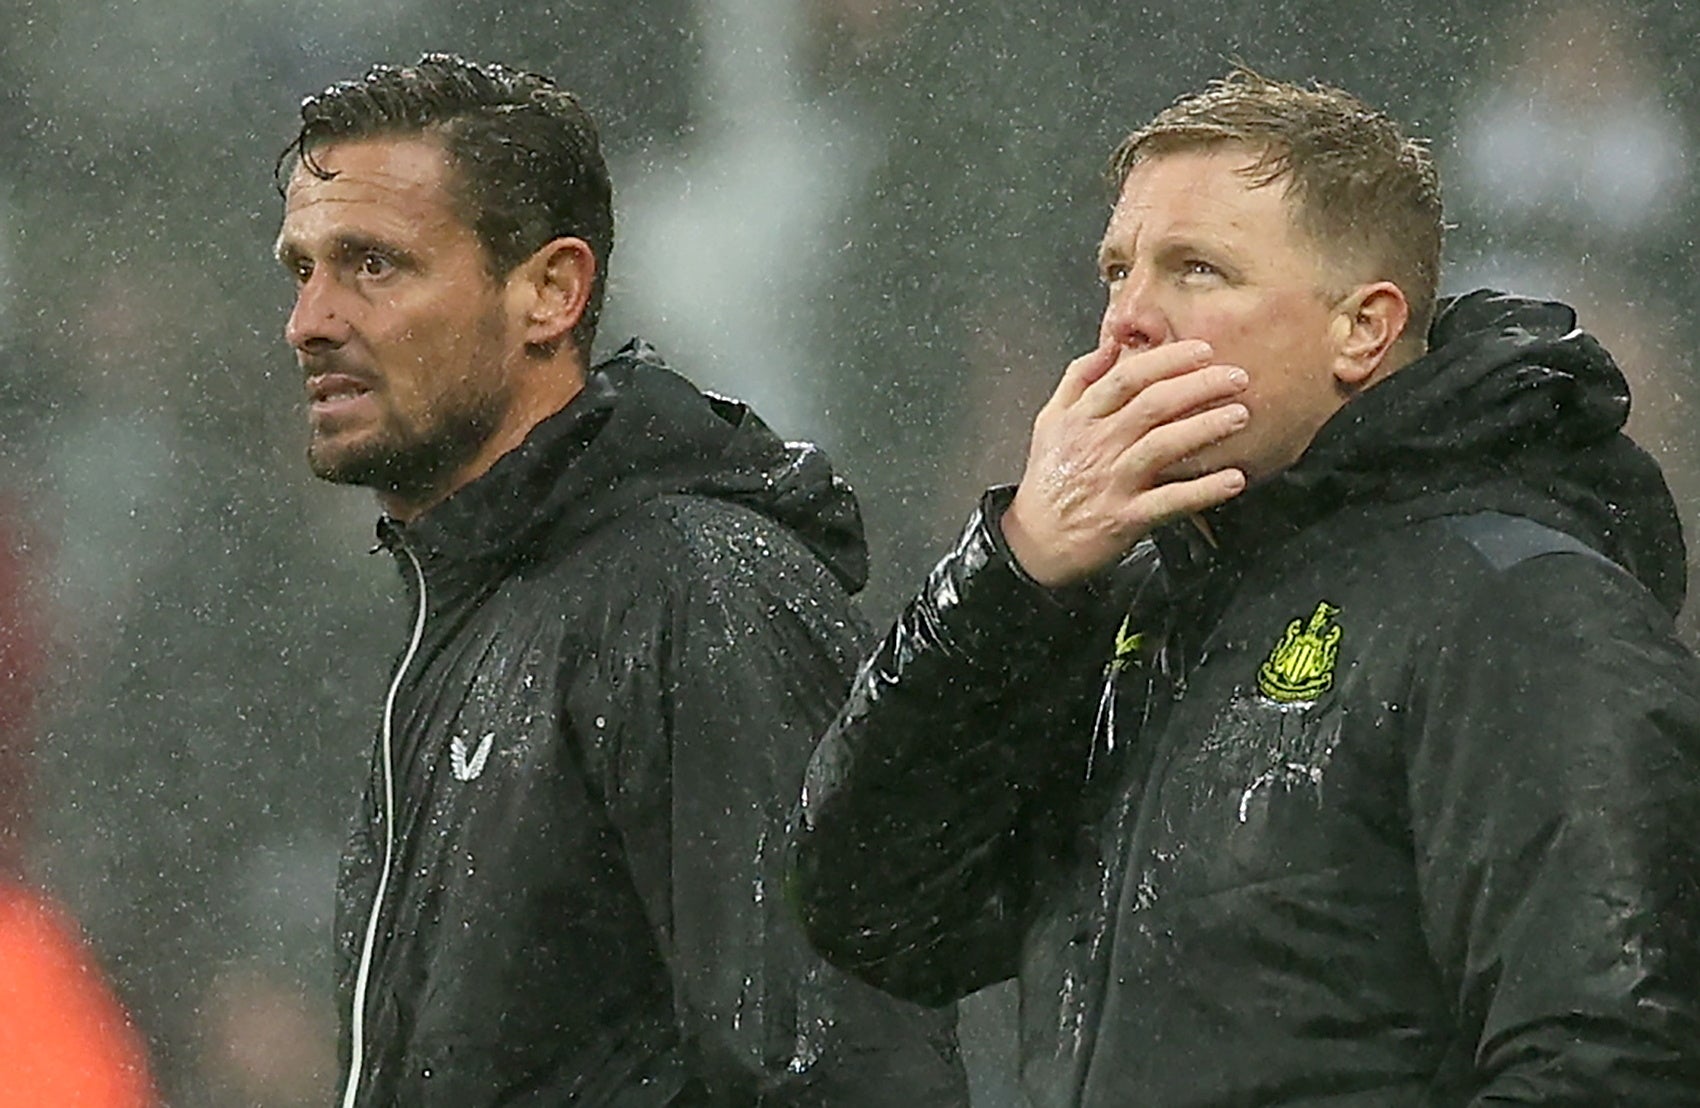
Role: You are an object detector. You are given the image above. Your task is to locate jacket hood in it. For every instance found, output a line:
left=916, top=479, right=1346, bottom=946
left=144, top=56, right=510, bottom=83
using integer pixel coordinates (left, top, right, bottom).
left=391, top=339, right=868, bottom=593
left=1195, top=290, right=1686, bottom=614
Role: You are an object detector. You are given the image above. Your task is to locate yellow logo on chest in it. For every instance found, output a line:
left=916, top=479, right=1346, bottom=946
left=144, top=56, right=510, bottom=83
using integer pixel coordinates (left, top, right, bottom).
left=1109, top=616, right=1145, bottom=673
left=1257, top=601, right=1343, bottom=704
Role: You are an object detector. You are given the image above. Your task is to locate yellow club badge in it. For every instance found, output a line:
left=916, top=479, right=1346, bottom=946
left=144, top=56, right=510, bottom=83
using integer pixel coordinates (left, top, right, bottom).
left=1257, top=601, right=1343, bottom=704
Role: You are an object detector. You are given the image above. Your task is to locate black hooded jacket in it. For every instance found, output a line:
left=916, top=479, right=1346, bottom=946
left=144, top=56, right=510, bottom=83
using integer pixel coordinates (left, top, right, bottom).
left=333, top=341, right=967, bottom=1107
left=791, top=293, right=1700, bottom=1106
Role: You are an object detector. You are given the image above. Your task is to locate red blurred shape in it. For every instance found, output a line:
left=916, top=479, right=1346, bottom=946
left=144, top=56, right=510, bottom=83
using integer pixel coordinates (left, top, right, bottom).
left=0, top=883, right=157, bottom=1107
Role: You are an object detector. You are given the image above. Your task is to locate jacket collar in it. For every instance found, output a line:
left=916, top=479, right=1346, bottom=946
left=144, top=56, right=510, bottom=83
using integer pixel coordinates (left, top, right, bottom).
left=372, top=339, right=870, bottom=598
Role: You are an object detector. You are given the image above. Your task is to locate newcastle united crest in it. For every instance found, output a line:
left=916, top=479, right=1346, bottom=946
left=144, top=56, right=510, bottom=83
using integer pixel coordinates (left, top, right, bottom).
left=1256, top=601, right=1343, bottom=705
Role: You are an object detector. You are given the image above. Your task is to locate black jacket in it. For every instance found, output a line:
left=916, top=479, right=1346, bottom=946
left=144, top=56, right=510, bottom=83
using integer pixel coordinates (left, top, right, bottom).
left=792, top=292, right=1700, bottom=1106
left=334, top=341, right=966, bottom=1107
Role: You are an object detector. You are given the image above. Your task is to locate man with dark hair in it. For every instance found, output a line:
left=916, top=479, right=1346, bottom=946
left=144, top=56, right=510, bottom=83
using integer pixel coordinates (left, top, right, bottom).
left=274, top=53, right=966, bottom=1108
left=791, top=69, right=1700, bottom=1105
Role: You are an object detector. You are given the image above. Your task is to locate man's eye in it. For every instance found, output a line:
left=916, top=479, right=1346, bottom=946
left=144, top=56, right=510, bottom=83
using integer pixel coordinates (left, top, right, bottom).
left=1100, top=264, right=1129, bottom=286
left=291, top=261, right=313, bottom=284
left=1182, top=259, right=1220, bottom=278
left=359, top=252, right=393, bottom=277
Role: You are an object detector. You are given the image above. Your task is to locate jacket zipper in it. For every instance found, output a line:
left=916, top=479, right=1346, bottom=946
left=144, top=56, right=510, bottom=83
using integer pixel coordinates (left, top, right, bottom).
left=339, top=539, right=429, bottom=1108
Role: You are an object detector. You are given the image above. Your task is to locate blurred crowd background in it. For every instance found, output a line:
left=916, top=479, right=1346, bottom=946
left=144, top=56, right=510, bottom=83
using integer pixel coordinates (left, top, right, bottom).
left=1, top=1, right=1697, bottom=1104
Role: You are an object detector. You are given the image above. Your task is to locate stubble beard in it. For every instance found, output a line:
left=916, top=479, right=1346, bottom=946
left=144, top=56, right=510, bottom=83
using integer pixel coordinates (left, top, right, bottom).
left=307, top=304, right=518, bottom=506
left=308, top=386, right=509, bottom=507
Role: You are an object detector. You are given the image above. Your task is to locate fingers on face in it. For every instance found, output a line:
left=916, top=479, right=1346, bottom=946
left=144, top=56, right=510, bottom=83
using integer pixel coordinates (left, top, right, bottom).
left=1127, top=466, right=1248, bottom=526
left=1115, top=401, right=1249, bottom=482
left=1033, top=356, right=1249, bottom=497
left=1107, top=363, right=1248, bottom=440
left=1075, top=340, right=1215, bottom=420
left=1051, top=341, right=1121, bottom=409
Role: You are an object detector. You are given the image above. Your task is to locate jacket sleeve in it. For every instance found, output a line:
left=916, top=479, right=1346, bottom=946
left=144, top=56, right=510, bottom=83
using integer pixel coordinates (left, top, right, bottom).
left=788, top=488, right=1134, bottom=1006
left=569, top=504, right=969, bottom=1106
left=1407, top=553, right=1700, bottom=1103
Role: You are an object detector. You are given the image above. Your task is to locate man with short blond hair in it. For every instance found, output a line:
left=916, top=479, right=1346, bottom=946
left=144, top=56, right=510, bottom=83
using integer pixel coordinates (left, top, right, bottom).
left=791, top=69, right=1700, bottom=1105
left=1109, top=68, right=1444, bottom=344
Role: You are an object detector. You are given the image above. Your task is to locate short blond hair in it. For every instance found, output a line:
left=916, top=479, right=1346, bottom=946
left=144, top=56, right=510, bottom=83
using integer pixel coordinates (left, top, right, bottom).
left=1110, top=69, right=1443, bottom=342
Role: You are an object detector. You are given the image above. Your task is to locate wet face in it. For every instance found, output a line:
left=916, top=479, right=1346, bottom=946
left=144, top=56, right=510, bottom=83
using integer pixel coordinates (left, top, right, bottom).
left=1097, top=146, right=1350, bottom=484
left=276, top=136, right=522, bottom=506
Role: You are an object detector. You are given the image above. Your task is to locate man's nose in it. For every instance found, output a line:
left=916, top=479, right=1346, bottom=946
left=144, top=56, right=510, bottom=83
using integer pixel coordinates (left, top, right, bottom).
left=1099, top=270, right=1171, bottom=352
left=285, top=271, right=350, bottom=353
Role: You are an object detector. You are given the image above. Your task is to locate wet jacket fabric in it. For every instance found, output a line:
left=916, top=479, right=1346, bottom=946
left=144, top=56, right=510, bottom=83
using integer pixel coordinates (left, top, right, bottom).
left=791, top=292, right=1700, bottom=1106
left=335, top=340, right=967, bottom=1108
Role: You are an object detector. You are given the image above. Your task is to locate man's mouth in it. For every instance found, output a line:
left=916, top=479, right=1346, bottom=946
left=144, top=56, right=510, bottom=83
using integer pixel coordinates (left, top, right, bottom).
left=306, top=373, right=377, bottom=419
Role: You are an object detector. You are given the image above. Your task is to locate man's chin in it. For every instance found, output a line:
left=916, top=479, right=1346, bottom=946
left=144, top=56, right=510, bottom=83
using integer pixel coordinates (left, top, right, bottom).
left=307, top=435, right=394, bottom=489
left=307, top=426, right=481, bottom=503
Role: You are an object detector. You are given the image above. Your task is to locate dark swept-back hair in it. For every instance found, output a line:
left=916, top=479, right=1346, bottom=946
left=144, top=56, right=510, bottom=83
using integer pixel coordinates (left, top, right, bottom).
left=277, top=53, right=614, bottom=355
left=1110, top=68, right=1443, bottom=347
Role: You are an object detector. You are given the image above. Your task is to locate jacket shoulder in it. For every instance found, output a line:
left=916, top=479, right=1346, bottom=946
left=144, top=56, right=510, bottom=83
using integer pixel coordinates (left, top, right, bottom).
left=1441, top=511, right=1621, bottom=576
left=1399, top=510, right=1690, bottom=683
left=1434, top=510, right=1666, bottom=627
left=573, top=495, right=828, bottom=569
left=550, top=494, right=863, bottom=643
left=1334, top=509, right=1647, bottom=616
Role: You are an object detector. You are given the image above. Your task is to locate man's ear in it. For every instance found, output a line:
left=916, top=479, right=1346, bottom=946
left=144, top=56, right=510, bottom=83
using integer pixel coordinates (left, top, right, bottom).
left=510, top=236, right=596, bottom=352
left=1330, top=281, right=1410, bottom=388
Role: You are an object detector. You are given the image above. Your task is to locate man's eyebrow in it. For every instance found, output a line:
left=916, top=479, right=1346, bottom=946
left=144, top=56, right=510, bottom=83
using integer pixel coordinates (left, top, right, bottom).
left=273, top=232, right=418, bottom=267
left=1151, top=231, right=1242, bottom=263
left=332, top=231, right=410, bottom=260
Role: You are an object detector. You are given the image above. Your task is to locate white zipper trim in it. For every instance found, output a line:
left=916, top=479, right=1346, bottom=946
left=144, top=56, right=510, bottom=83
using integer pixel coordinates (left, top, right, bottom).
left=340, top=541, right=429, bottom=1108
